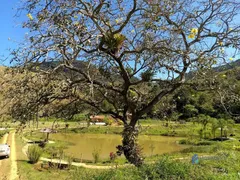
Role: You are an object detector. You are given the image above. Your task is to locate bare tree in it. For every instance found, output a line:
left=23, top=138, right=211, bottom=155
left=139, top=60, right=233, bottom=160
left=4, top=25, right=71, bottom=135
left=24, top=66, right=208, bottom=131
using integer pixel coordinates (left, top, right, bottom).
left=10, top=0, right=240, bottom=166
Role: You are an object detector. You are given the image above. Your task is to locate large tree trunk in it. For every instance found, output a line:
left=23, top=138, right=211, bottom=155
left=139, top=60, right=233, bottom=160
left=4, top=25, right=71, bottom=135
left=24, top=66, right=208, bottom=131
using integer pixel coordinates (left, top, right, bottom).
left=116, top=124, right=144, bottom=167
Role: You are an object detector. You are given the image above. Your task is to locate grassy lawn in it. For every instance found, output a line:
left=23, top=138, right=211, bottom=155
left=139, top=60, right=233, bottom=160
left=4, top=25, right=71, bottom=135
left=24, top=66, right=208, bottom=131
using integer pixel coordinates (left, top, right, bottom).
left=17, top=160, right=72, bottom=180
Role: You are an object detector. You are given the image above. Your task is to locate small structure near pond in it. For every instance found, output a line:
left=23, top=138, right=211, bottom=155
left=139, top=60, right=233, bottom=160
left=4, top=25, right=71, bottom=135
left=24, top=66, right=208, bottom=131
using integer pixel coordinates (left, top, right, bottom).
left=40, top=128, right=57, bottom=142
left=89, top=115, right=107, bottom=125
left=90, top=115, right=105, bottom=122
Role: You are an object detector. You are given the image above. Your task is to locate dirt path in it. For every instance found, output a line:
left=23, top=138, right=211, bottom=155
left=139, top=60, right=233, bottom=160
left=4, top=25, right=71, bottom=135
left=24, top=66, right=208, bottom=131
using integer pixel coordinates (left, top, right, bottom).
left=10, top=132, right=18, bottom=180
left=0, top=132, right=19, bottom=180
left=22, top=143, right=117, bottom=169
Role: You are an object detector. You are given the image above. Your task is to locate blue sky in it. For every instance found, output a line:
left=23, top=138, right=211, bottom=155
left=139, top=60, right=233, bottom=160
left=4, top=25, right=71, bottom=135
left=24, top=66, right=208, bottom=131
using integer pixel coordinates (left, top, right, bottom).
left=0, top=0, right=26, bottom=65
left=0, top=1, right=239, bottom=67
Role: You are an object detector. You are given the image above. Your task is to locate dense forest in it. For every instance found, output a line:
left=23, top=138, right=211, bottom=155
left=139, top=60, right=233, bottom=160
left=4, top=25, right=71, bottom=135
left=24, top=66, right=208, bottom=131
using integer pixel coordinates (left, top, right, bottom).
left=147, top=60, right=240, bottom=122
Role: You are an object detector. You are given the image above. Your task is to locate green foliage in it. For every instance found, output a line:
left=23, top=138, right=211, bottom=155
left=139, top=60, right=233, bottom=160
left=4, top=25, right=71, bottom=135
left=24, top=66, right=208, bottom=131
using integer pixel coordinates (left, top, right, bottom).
left=140, top=156, right=190, bottom=179
left=181, top=143, right=224, bottom=154
left=27, top=145, right=42, bottom=164
left=43, top=142, right=68, bottom=159
left=72, top=113, right=89, bottom=121
left=92, top=148, right=101, bottom=163
left=71, top=156, right=227, bottom=179
left=0, top=130, right=8, bottom=138
left=140, top=69, right=155, bottom=81
left=101, top=33, right=125, bottom=54
left=179, top=139, right=213, bottom=146
left=178, top=139, right=188, bottom=144
left=210, top=118, right=219, bottom=138
left=17, top=160, right=70, bottom=180
left=101, top=100, right=115, bottom=112
left=183, top=104, right=198, bottom=118
left=71, top=167, right=140, bottom=180
left=218, top=118, right=234, bottom=138
left=103, top=116, right=114, bottom=126
left=62, top=126, right=122, bottom=134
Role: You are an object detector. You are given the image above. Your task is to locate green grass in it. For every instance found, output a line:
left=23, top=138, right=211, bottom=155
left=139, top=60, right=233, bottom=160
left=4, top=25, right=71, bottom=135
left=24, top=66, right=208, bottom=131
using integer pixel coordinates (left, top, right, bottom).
left=17, top=160, right=72, bottom=180
left=70, top=155, right=240, bottom=180
left=56, top=121, right=202, bottom=137
left=59, top=126, right=123, bottom=134
left=16, top=119, right=240, bottom=179
left=16, top=149, right=240, bottom=180
left=15, top=132, right=72, bottom=180
left=24, top=119, right=238, bottom=139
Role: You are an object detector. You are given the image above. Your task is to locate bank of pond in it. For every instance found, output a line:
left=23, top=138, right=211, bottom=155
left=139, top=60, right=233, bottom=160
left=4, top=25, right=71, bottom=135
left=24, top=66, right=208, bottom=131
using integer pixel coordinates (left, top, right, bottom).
left=16, top=121, right=240, bottom=179
left=49, top=133, right=187, bottom=161
left=24, top=121, right=240, bottom=163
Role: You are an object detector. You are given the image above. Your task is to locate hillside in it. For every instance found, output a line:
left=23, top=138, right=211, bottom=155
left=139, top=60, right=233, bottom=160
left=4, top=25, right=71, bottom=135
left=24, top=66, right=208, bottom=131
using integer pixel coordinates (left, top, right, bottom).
left=214, top=59, right=240, bottom=72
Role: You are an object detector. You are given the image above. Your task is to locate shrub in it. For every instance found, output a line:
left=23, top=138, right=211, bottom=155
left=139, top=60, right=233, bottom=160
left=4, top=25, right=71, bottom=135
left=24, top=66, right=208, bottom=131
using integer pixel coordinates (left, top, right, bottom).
left=27, top=145, right=42, bottom=164
left=109, top=152, right=117, bottom=162
left=139, top=157, right=190, bottom=179
left=71, top=167, right=140, bottom=180
left=179, top=139, right=213, bottom=146
left=71, top=168, right=115, bottom=180
left=70, top=156, right=229, bottom=179
left=38, top=141, right=47, bottom=148
left=117, top=121, right=124, bottom=126
left=179, top=139, right=187, bottom=144
left=67, top=155, right=73, bottom=169
left=0, top=130, right=8, bottom=138
left=196, top=141, right=213, bottom=146
left=104, top=118, right=114, bottom=126
left=92, top=148, right=101, bottom=163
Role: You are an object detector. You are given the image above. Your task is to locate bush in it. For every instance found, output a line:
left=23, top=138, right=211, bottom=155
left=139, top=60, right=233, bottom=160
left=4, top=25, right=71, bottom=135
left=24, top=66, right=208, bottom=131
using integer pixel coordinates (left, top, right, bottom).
left=27, top=145, right=42, bottom=164
left=71, top=167, right=140, bottom=180
left=0, top=131, right=8, bottom=138
left=196, top=141, right=213, bottom=146
left=67, top=155, right=73, bottom=169
left=104, top=118, right=114, bottom=126
left=70, top=156, right=231, bottom=179
left=71, top=168, right=115, bottom=180
left=178, top=139, right=188, bottom=144
left=117, top=121, right=124, bottom=126
left=92, top=148, right=101, bottom=163
left=109, top=152, right=117, bottom=162
left=179, top=139, right=213, bottom=146
left=139, top=157, right=190, bottom=179
left=38, top=141, right=47, bottom=148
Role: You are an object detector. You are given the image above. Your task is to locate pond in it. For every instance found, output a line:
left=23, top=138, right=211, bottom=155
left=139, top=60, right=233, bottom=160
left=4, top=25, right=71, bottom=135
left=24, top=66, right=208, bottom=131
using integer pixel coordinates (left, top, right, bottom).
left=50, top=133, right=187, bottom=160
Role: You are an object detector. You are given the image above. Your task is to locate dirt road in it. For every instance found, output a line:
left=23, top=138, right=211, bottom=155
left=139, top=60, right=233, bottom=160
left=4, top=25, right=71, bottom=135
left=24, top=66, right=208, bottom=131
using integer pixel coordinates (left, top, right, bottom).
left=0, top=132, right=19, bottom=180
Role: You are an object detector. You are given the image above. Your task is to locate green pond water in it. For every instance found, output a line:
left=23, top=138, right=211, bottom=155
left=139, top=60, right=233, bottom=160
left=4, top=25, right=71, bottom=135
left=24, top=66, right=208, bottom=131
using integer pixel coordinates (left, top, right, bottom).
left=50, top=133, right=186, bottom=160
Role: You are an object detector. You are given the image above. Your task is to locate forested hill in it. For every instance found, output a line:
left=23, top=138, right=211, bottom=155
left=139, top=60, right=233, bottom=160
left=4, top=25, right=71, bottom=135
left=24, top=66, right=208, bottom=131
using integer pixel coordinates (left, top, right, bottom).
left=214, top=59, right=240, bottom=72
left=186, top=59, right=240, bottom=80
left=37, top=59, right=240, bottom=77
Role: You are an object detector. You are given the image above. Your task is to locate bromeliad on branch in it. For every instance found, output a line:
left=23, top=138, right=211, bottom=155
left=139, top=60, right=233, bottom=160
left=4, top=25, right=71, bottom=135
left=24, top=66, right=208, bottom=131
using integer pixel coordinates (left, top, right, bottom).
left=99, top=32, right=126, bottom=55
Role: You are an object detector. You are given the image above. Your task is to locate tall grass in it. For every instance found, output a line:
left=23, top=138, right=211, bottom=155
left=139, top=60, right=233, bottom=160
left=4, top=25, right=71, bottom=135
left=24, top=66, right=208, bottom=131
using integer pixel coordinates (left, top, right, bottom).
left=71, top=156, right=221, bottom=180
left=92, top=148, right=101, bottom=163
left=27, top=145, right=42, bottom=164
